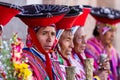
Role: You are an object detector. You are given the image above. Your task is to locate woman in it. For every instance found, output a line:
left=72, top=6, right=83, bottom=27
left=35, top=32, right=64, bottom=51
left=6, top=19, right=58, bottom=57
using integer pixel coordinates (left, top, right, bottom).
left=72, top=5, right=91, bottom=62
left=55, top=5, right=88, bottom=80
left=72, top=27, right=86, bottom=68
left=17, top=4, right=69, bottom=80
left=71, top=6, right=91, bottom=80
left=85, top=7, right=120, bottom=80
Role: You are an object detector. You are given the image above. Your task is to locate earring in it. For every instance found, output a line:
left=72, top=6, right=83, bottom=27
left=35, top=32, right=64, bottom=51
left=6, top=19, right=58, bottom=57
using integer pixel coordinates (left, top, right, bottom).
left=26, top=34, right=33, bottom=48
left=57, top=43, right=61, bottom=51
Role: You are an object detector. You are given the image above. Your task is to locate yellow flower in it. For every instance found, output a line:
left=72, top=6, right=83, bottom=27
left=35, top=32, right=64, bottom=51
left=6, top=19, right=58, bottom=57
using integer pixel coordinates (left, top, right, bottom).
left=21, top=63, right=29, bottom=69
left=14, top=62, right=32, bottom=80
left=23, top=69, right=32, bottom=80
left=14, top=63, right=20, bottom=70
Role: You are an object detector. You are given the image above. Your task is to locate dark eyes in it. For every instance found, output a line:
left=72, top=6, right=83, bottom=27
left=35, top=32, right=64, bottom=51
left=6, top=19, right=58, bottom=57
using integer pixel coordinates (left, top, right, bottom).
left=51, top=32, right=56, bottom=36
left=78, top=37, right=82, bottom=39
left=42, top=32, right=47, bottom=35
left=66, top=39, right=70, bottom=41
left=77, top=36, right=86, bottom=41
left=66, top=38, right=72, bottom=41
left=42, top=32, right=56, bottom=36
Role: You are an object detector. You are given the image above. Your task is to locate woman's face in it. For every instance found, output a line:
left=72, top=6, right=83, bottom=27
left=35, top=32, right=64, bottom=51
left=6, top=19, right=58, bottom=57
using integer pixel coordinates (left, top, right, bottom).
left=73, top=27, right=86, bottom=54
left=102, top=29, right=116, bottom=46
left=59, top=30, right=74, bottom=59
left=36, top=26, right=56, bottom=52
left=98, top=23, right=116, bottom=46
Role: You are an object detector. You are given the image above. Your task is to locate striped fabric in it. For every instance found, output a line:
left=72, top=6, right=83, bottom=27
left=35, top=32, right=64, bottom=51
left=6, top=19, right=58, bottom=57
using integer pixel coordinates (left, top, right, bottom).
left=71, top=52, right=86, bottom=80
left=85, top=37, right=120, bottom=80
left=22, top=47, right=65, bottom=80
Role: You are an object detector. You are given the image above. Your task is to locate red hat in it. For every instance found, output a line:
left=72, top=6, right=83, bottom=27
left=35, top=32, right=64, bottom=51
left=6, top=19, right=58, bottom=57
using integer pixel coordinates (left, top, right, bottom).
left=56, top=5, right=82, bottom=29
left=90, top=7, right=120, bottom=24
left=17, top=4, right=69, bottom=80
left=0, top=2, right=20, bottom=26
left=17, top=4, right=69, bottom=27
left=73, top=5, right=91, bottom=26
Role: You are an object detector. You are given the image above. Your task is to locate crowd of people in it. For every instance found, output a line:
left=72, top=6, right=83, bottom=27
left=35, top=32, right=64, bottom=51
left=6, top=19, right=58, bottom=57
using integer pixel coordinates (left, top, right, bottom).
left=0, top=1, right=120, bottom=80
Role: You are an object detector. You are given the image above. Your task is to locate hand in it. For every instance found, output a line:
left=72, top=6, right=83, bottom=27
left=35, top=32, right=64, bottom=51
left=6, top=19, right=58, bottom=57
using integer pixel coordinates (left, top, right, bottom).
left=99, top=57, right=111, bottom=73
left=95, top=69, right=109, bottom=80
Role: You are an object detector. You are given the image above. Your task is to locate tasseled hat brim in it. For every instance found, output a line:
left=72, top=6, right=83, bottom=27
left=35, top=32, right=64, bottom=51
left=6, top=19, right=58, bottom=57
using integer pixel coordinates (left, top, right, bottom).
left=16, top=4, right=70, bottom=27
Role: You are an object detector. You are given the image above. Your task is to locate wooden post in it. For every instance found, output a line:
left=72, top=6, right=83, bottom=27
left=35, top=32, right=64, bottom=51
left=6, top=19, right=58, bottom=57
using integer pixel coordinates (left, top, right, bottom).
left=65, top=66, right=76, bottom=80
left=84, top=58, right=94, bottom=80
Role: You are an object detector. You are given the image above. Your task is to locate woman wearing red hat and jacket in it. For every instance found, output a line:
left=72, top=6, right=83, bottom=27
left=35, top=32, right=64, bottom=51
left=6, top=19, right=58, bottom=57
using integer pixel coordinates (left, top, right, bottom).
left=55, top=6, right=88, bottom=80
left=17, top=4, right=69, bottom=80
left=71, top=6, right=91, bottom=80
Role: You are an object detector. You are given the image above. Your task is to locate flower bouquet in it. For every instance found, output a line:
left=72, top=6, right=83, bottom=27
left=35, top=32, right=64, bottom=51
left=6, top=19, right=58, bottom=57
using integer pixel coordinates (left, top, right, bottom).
left=0, top=33, right=32, bottom=80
